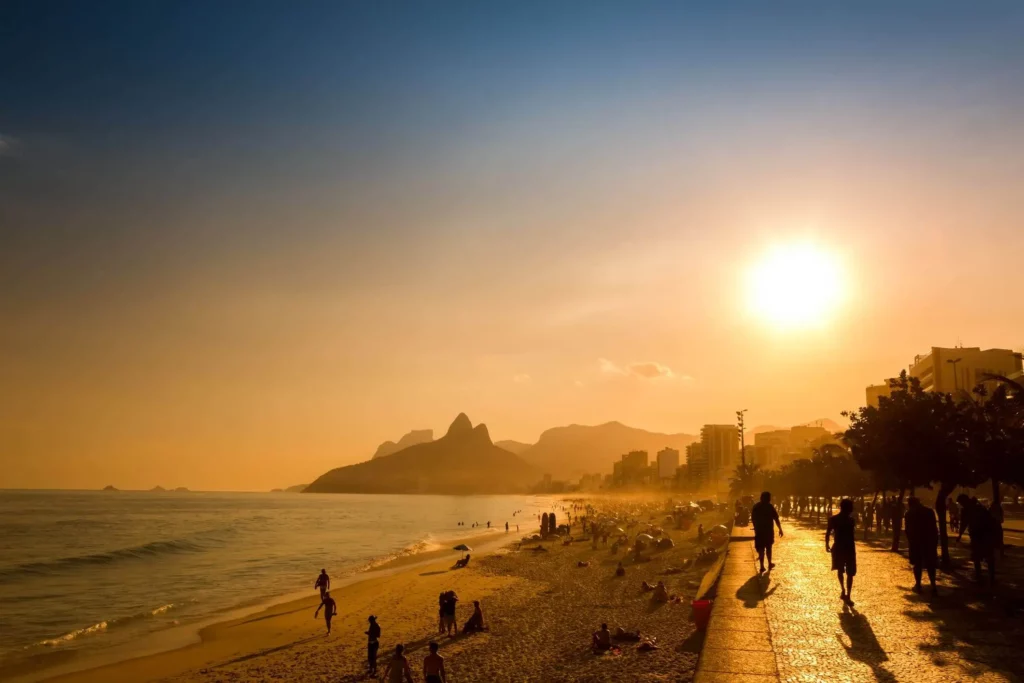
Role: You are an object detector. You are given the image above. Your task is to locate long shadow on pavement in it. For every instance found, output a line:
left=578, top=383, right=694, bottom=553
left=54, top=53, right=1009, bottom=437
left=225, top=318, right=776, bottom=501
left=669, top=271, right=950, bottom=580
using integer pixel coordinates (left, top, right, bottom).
left=838, top=606, right=895, bottom=683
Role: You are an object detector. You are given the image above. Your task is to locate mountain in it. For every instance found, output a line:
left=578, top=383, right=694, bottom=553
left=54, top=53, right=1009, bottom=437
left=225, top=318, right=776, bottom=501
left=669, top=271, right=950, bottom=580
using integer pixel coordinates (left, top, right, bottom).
left=149, top=486, right=166, bottom=492
left=519, top=421, right=697, bottom=479
left=371, top=429, right=434, bottom=459
left=494, top=440, right=532, bottom=455
left=285, top=484, right=307, bottom=493
left=799, top=418, right=845, bottom=434
left=305, top=414, right=538, bottom=494
left=102, top=485, right=118, bottom=491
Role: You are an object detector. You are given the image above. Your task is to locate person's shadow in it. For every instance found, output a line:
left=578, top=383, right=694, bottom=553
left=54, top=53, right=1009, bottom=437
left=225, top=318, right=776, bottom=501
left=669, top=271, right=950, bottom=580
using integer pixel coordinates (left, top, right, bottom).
left=735, top=575, right=776, bottom=608
left=838, top=606, right=895, bottom=683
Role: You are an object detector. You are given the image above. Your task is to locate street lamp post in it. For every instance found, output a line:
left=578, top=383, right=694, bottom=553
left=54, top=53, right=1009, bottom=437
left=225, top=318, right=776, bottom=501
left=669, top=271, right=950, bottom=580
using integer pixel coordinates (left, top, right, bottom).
left=736, top=409, right=748, bottom=467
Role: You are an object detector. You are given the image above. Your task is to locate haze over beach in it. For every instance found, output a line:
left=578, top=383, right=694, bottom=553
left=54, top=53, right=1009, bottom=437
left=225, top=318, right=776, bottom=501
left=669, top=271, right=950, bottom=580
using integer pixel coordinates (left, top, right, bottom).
left=2, top=2, right=1024, bottom=683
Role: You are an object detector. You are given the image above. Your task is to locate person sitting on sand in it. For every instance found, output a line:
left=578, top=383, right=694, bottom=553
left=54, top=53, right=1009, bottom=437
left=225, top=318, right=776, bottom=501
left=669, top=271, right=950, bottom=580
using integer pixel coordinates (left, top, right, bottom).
left=366, top=615, right=381, bottom=677
left=652, top=581, right=671, bottom=603
left=462, top=600, right=485, bottom=634
left=592, top=623, right=612, bottom=652
left=423, top=641, right=446, bottom=683
left=314, top=591, right=336, bottom=634
left=314, top=568, right=330, bottom=599
left=613, top=627, right=641, bottom=641
left=382, top=644, right=414, bottom=683
left=615, top=561, right=625, bottom=577
left=641, top=580, right=655, bottom=591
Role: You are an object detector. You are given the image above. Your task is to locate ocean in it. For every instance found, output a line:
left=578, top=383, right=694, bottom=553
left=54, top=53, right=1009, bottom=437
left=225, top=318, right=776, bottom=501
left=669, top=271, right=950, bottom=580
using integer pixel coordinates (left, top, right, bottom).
left=0, top=489, right=553, bottom=681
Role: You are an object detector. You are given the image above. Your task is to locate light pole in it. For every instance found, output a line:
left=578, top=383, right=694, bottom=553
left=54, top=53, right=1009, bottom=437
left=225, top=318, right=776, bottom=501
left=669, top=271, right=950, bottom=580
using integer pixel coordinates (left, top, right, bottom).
left=736, top=409, right=748, bottom=467
left=946, top=357, right=962, bottom=393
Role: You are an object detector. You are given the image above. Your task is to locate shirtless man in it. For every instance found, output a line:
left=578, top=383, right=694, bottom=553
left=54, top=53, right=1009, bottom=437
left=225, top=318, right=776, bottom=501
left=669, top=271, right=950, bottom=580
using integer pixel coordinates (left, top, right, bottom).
left=314, top=591, right=336, bottom=634
left=592, top=623, right=612, bottom=651
left=423, top=641, right=447, bottom=683
left=314, top=568, right=330, bottom=599
left=382, top=644, right=414, bottom=683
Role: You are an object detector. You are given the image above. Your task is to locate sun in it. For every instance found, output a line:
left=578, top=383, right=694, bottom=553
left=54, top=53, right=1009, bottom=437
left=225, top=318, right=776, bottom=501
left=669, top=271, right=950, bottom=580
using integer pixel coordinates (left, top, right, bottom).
left=746, top=243, right=846, bottom=329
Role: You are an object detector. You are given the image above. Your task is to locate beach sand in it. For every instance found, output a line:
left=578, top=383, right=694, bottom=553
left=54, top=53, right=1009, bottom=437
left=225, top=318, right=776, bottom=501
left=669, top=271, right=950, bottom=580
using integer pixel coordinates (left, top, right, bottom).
left=47, top=504, right=727, bottom=683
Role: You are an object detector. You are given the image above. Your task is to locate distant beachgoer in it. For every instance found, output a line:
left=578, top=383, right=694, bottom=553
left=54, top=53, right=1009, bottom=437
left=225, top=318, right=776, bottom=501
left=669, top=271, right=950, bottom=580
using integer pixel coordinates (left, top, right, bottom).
left=442, top=590, right=459, bottom=636
left=697, top=524, right=705, bottom=543
left=863, top=504, right=874, bottom=539
left=652, top=581, right=671, bottom=602
left=314, top=568, right=330, bottom=599
left=423, top=641, right=446, bottom=683
left=751, top=492, right=783, bottom=574
left=904, top=497, right=938, bottom=595
left=592, top=623, right=612, bottom=652
left=826, top=499, right=857, bottom=605
left=516, top=524, right=519, bottom=532
left=957, top=494, right=997, bottom=584
left=462, top=600, right=485, bottom=633
left=314, top=591, right=336, bottom=634
left=487, top=521, right=491, bottom=529
left=505, top=521, right=509, bottom=533
left=383, top=644, right=414, bottom=683
left=947, top=498, right=959, bottom=534
left=615, top=561, right=625, bottom=577
left=366, top=615, right=381, bottom=676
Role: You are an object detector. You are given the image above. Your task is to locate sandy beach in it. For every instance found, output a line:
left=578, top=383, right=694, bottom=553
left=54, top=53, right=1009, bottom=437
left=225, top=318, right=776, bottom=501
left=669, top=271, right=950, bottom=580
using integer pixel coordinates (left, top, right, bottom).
left=44, top=501, right=727, bottom=683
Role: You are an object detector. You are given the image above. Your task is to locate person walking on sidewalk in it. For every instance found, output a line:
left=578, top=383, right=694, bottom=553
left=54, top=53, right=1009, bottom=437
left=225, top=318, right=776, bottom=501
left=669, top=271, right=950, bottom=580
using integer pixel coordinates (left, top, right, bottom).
left=904, top=497, right=939, bottom=595
left=751, top=491, right=784, bottom=574
left=826, top=499, right=857, bottom=606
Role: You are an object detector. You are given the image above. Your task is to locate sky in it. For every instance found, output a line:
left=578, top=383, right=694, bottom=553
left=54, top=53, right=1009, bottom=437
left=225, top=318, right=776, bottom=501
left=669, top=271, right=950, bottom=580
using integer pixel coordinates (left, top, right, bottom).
left=2, top=1, right=1023, bottom=491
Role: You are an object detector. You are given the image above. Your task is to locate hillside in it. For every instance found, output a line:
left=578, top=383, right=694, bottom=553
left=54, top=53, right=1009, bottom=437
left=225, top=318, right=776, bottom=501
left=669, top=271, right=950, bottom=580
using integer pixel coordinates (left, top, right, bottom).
left=305, top=414, right=539, bottom=495
left=520, top=421, right=697, bottom=479
left=494, top=439, right=532, bottom=455
left=371, top=429, right=434, bottom=459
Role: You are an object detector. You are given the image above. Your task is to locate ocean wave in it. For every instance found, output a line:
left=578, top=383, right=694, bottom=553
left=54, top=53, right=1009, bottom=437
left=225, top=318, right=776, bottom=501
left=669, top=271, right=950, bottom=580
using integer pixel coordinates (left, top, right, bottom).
left=35, top=603, right=177, bottom=648
left=359, top=534, right=443, bottom=572
left=0, top=539, right=206, bottom=579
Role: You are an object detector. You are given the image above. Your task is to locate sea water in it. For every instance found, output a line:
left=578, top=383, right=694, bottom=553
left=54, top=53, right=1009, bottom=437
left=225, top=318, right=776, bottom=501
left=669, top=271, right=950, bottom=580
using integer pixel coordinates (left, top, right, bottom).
left=0, top=490, right=553, bottom=680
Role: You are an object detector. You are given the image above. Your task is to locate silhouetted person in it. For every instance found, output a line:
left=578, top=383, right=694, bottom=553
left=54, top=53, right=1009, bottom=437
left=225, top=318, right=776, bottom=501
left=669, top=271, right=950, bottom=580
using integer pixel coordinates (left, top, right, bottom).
left=697, top=523, right=705, bottom=543
left=314, top=591, right=336, bottom=634
left=442, top=590, right=459, bottom=636
left=423, top=641, right=447, bottom=683
left=615, top=561, right=625, bottom=577
left=957, top=494, right=997, bottom=584
left=592, top=623, right=612, bottom=652
left=826, top=499, right=857, bottom=606
left=904, top=497, right=939, bottom=595
left=751, top=491, right=784, bottom=574
left=947, top=498, right=959, bottom=535
left=462, top=599, right=485, bottom=633
left=505, top=521, right=509, bottom=533
left=383, top=644, right=414, bottom=683
left=366, top=615, right=381, bottom=677
left=863, top=503, right=874, bottom=540
left=314, top=568, right=330, bottom=599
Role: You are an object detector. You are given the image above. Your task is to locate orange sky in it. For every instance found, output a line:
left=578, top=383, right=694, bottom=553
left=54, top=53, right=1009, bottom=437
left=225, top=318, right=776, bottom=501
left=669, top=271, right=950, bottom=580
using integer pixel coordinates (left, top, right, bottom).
left=3, top=3, right=1023, bottom=491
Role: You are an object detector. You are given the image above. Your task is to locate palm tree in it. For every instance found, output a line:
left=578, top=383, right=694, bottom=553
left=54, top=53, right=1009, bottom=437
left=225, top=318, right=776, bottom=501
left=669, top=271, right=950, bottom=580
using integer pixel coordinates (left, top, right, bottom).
left=729, top=461, right=762, bottom=498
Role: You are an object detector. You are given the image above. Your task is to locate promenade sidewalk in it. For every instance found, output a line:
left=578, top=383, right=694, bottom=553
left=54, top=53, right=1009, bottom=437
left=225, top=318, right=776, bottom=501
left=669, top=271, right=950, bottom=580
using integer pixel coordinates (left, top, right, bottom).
left=696, top=522, right=1024, bottom=683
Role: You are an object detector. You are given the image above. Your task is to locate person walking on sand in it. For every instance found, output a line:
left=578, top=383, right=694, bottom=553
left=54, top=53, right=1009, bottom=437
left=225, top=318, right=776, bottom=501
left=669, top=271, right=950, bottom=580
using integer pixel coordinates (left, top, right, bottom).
left=904, top=497, right=939, bottom=595
left=366, top=615, right=381, bottom=677
left=751, top=492, right=783, bottom=574
left=314, top=591, right=336, bottom=634
left=314, top=568, right=330, bottom=599
left=505, top=521, right=509, bottom=533
left=826, top=499, right=857, bottom=606
left=423, top=641, right=447, bottom=683
left=382, top=644, right=414, bottom=683
left=957, top=494, right=997, bottom=584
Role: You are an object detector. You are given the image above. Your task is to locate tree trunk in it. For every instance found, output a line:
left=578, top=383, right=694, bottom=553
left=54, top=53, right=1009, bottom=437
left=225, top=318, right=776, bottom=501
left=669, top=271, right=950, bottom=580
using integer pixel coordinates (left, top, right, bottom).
left=866, top=491, right=878, bottom=540
left=891, top=488, right=906, bottom=551
left=936, top=482, right=955, bottom=568
left=992, top=478, right=1001, bottom=505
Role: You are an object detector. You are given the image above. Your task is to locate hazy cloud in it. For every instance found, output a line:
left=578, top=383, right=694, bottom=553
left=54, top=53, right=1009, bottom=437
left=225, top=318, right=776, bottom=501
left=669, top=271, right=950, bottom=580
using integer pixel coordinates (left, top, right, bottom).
left=599, top=358, right=690, bottom=382
left=512, top=373, right=532, bottom=384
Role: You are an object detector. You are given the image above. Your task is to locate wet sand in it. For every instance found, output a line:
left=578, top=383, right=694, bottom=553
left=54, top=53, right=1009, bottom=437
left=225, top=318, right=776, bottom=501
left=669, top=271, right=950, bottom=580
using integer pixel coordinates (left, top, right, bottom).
left=46, top=504, right=727, bottom=683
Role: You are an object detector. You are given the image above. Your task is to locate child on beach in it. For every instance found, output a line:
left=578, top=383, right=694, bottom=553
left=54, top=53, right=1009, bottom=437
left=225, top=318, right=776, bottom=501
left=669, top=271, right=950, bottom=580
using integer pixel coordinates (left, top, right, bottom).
left=382, top=644, right=414, bottom=683
left=423, top=642, right=446, bottom=683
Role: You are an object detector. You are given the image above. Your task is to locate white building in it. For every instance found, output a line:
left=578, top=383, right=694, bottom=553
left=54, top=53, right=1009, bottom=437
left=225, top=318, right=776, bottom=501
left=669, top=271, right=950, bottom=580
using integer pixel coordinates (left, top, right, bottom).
left=657, top=447, right=680, bottom=480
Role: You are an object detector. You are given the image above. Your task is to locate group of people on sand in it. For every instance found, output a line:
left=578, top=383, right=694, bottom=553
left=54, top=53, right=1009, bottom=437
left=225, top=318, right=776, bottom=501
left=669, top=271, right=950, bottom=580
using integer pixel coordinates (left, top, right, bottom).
left=437, top=590, right=486, bottom=637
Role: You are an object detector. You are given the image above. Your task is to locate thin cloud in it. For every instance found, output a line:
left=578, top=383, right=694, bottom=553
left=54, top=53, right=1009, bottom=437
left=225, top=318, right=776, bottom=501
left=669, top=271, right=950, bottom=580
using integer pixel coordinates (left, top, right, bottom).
left=512, top=373, right=532, bottom=384
left=599, top=358, right=627, bottom=375
left=598, top=358, right=690, bottom=382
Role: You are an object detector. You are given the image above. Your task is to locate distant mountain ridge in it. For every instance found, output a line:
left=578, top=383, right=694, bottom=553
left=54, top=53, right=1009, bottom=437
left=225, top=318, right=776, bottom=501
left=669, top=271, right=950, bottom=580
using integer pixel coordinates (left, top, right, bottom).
left=371, top=429, right=434, bottom=459
left=305, top=414, right=538, bottom=495
left=518, top=421, right=697, bottom=480
left=494, top=439, right=532, bottom=455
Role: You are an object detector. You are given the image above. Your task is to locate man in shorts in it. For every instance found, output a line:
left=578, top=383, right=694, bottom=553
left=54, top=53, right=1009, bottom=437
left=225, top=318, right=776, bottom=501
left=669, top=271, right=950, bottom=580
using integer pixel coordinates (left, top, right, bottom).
left=750, top=491, right=784, bottom=574
left=826, top=499, right=857, bottom=605
left=423, top=641, right=447, bottom=683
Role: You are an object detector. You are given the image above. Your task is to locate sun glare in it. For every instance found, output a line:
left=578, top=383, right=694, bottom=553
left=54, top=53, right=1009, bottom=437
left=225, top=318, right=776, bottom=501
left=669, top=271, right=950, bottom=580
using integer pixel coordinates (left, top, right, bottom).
left=746, top=243, right=846, bottom=330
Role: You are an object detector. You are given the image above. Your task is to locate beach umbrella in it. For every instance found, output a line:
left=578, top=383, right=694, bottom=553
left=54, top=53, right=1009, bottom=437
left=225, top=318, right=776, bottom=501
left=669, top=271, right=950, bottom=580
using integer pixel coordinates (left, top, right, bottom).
left=453, top=544, right=472, bottom=551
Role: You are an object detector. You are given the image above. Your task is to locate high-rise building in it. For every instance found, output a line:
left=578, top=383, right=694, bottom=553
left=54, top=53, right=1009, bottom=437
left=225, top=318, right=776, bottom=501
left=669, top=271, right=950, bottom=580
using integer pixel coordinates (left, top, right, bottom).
left=909, top=347, right=1022, bottom=394
left=686, top=442, right=706, bottom=485
left=700, top=424, right=739, bottom=484
left=657, top=447, right=680, bottom=480
left=865, top=383, right=892, bottom=408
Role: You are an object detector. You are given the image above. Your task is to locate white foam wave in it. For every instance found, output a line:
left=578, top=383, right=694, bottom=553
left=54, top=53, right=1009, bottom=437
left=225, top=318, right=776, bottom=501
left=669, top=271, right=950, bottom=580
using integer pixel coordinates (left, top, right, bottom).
left=40, top=621, right=108, bottom=646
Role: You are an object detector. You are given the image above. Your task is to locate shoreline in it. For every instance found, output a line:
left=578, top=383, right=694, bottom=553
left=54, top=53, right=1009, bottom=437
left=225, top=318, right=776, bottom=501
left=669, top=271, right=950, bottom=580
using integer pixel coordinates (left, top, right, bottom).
left=8, top=529, right=520, bottom=683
